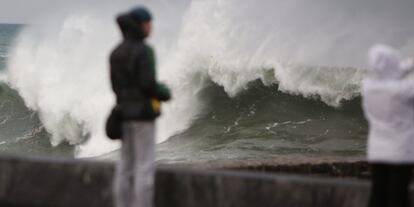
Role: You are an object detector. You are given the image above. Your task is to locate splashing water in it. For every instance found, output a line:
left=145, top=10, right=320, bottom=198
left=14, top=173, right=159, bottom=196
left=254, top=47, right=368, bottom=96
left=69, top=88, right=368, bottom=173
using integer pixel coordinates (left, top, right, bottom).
left=6, top=0, right=414, bottom=158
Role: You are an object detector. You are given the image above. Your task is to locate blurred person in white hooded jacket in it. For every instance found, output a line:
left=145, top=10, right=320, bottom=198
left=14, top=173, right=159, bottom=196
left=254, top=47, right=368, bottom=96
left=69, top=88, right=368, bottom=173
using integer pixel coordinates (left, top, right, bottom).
left=363, top=45, right=414, bottom=207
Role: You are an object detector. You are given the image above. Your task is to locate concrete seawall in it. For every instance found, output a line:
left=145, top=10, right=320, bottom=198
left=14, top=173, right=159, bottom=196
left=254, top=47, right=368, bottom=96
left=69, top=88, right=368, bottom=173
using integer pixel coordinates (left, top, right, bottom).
left=0, top=155, right=406, bottom=207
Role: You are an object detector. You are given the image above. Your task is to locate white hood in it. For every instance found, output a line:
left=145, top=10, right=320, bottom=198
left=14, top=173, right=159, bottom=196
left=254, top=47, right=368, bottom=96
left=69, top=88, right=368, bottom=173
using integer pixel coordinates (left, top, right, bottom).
left=368, top=45, right=413, bottom=80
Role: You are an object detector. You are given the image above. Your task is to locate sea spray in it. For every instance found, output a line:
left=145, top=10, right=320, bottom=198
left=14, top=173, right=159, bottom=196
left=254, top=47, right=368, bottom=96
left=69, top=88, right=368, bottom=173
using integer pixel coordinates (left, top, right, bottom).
left=8, top=12, right=120, bottom=157
left=7, top=0, right=414, bottom=158
left=7, top=2, right=193, bottom=157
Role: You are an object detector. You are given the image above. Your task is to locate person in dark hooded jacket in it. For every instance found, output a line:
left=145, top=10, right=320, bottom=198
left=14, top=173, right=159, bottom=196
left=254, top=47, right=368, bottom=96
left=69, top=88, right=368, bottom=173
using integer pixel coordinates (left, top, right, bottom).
left=109, top=6, right=170, bottom=207
left=110, top=8, right=170, bottom=120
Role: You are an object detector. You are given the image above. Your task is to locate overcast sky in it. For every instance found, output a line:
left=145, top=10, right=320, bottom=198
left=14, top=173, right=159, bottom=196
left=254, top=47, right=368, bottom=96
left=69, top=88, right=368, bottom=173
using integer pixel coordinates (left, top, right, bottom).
left=1, top=0, right=59, bottom=23
left=0, top=0, right=124, bottom=23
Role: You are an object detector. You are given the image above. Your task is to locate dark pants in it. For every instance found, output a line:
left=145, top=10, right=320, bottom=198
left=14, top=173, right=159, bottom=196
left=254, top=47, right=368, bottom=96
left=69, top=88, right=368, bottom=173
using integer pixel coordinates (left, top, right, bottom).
left=369, top=164, right=412, bottom=207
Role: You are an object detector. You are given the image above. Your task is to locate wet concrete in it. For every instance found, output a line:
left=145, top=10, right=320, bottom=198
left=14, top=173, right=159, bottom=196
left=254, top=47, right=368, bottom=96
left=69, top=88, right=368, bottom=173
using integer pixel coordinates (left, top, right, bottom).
left=0, top=155, right=113, bottom=207
left=0, top=154, right=400, bottom=207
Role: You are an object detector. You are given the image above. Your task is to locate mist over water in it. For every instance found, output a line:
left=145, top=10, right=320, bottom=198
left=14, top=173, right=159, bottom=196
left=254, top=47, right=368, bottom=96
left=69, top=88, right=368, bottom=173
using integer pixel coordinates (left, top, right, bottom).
left=3, top=0, right=414, bottom=159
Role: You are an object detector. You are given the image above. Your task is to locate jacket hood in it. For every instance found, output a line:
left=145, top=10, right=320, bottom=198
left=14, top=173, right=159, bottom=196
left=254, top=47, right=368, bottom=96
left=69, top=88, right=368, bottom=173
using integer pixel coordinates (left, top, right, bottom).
left=368, top=45, right=413, bottom=80
left=116, top=13, right=145, bottom=40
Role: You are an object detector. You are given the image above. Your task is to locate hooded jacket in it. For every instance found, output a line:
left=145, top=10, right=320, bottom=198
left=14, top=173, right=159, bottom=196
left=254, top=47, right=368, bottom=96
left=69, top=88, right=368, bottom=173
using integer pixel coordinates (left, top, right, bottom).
left=362, top=45, right=414, bottom=163
left=109, top=13, right=171, bottom=121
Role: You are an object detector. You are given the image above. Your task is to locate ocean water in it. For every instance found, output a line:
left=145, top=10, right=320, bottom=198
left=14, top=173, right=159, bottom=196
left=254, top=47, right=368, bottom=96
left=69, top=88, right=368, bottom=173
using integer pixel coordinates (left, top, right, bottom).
left=0, top=24, right=74, bottom=157
left=1, top=0, right=414, bottom=163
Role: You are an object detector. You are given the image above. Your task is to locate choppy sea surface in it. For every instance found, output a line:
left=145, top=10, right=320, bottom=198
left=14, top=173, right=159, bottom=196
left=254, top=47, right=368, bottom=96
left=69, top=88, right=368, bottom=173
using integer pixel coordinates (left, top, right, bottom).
left=0, top=23, right=366, bottom=163
left=2, top=0, right=413, bottom=163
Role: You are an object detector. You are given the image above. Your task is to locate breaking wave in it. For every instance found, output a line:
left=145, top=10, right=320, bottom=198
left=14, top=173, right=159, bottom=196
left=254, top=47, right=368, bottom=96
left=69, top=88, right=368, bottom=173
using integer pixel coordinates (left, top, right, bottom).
left=5, top=0, right=414, bottom=158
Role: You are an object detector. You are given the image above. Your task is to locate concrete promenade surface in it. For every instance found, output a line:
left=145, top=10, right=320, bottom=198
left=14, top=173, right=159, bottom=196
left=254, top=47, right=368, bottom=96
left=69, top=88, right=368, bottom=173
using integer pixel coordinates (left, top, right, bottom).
left=0, top=155, right=399, bottom=207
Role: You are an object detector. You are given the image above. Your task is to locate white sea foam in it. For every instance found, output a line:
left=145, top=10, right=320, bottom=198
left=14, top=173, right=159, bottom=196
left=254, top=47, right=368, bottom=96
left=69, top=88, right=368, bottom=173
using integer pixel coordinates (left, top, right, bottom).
left=8, top=10, right=121, bottom=157
left=0, top=72, right=8, bottom=83
left=7, top=0, right=414, bottom=157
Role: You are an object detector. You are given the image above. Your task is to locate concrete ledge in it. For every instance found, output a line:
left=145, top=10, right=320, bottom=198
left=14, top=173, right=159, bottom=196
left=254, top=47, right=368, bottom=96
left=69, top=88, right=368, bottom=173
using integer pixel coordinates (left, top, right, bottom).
left=0, top=156, right=113, bottom=207
left=155, top=167, right=370, bottom=207
left=0, top=155, right=392, bottom=207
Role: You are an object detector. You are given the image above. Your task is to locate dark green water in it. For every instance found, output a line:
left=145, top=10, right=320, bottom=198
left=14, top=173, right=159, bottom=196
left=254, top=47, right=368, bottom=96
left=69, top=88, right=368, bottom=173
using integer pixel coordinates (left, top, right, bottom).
left=157, top=80, right=367, bottom=163
left=0, top=24, right=367, bottom=163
